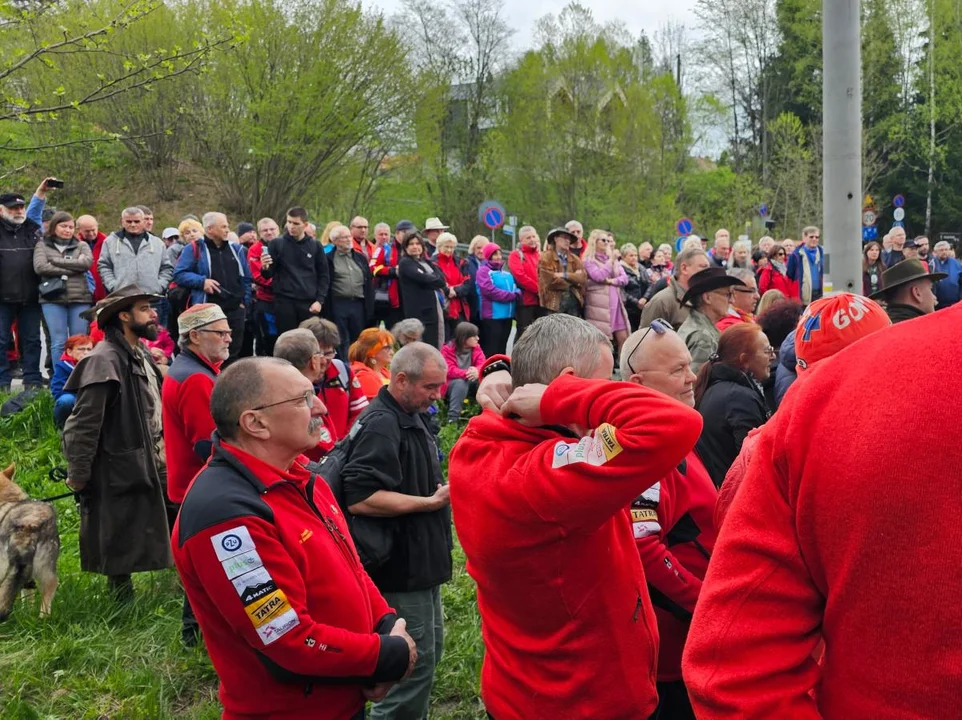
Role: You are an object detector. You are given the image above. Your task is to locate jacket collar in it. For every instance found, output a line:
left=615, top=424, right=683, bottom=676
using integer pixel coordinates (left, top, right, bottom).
left=210, top=434, right=310, bottom=493
left=181, top=347, right=222, bottom=375
left=707, top=363, right=759, bottom=392
left=374, top=386, right=424, bottom=429
left=886, top=303, right=927, bottom=322
left=45, top=235, right=78, bottom=250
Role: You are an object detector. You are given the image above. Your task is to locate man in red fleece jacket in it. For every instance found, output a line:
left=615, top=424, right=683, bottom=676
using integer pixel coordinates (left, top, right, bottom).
left=683, top=302, right=962, bottom=719
left=173, top=358, right=417, bottom=720
left=507, top=226, right=541, bottom=339
left=619, top=321, right=718, bottom=720
left=163, top=303, right=232, bottom=505
left=449, top=314, right=703, bottom=720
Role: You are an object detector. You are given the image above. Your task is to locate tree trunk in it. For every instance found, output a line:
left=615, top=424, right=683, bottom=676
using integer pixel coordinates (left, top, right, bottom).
left=925, top=0, right=935, bottom=237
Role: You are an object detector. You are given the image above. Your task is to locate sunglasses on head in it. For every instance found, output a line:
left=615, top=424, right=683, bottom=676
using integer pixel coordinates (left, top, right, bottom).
left=626, top=318, right=671, bottom=375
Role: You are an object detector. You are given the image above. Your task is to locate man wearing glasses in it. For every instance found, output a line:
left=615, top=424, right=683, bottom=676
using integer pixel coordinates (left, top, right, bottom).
left=172, top=358, right=417, bottom=719
left=786, top=226, right=823, bottom=304
left=620, top=319, right=717, bottom=720
left=162, top=302, right=232, bottom=644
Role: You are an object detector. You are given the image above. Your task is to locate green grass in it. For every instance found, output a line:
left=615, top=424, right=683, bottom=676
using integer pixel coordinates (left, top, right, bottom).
left=0, top=392, right=484, bottom=719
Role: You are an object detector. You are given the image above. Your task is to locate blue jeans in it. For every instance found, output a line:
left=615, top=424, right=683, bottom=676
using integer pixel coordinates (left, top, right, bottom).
left=0, top=302, right=43, bottom=387
left=41, top=303, right=91, bottom=365
left=53, top=393, right=76, bottom=429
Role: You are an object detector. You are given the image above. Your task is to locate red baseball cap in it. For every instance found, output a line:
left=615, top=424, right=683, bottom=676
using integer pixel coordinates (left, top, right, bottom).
left=795, top=293, right=890, bottom=373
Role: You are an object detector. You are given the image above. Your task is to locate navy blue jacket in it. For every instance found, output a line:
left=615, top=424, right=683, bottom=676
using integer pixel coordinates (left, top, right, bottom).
left=173, top=239, right=251, bottom=308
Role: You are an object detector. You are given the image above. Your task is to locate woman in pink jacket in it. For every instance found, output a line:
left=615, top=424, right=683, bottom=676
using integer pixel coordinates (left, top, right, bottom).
left=440, top=321, right=485, bottom=423
left=583, top=230, right=630, bottom=353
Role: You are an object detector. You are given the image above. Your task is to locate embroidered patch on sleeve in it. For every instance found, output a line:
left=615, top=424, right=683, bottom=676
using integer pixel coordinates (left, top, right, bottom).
left=212, top=526, right=256, bottom=562
left=596, top=423, right=623, bottom=461
left=213, top=526, right=301, bottom=645
left=551, top=424, right=624, bottom=468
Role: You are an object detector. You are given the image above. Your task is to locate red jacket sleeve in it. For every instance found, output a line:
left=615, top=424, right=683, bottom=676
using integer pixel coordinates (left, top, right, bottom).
left=634, top=481, right=703, bottom=616
left=186, top=516, right=391, bottom=678
left=179, top=374, right=216, bottom=458
left=513, top=375, right=702, bottom=533
left=248, top=242, right=272, bottom=290
left=683, top=414, right=822, bottom=719
left=508, top=250, right=538, bottom=294
left=347, top=367, right=369, bottom=425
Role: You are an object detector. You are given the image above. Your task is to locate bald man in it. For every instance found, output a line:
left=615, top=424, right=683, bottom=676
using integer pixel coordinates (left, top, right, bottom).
left=350, top=216, right=369, bottom=255
left=76, top=214, right=108, bottom=301
left=620, top=322, right=717, bottom=720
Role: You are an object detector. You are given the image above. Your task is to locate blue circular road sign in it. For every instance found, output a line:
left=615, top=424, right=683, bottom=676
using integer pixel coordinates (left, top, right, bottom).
left=676, top=218, right=693, bottom=236
left=893, top=194, right=906, bottom=208
left=483, top=207, right=504, bottom=230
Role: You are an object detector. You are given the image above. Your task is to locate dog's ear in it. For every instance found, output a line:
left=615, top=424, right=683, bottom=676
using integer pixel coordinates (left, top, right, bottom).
left=1, top=463, right=14, bottom=479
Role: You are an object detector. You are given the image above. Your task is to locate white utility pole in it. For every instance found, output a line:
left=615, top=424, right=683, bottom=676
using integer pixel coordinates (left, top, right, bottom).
left=822, top=0, right=863, bottom=294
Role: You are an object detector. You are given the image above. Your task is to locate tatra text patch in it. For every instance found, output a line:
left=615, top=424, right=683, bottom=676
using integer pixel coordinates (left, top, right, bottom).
left=212, top=525, right=301, bottom=645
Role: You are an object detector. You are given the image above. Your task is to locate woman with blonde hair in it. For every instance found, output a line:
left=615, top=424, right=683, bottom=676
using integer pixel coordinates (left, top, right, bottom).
left=756, top=289, right=786, bottom=317
left=583, top=229, right=630, bottom=351
left=435, top=231, right=473, bottom=339
left=348, top=327, right=395, bottom=400
left=319, top=220, right=340, bottom=249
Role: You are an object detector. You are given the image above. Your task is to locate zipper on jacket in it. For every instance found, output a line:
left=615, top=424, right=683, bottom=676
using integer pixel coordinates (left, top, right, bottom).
left=265, top=479, right=365, bottom=581
left=633, top=594, right=642, bottom=623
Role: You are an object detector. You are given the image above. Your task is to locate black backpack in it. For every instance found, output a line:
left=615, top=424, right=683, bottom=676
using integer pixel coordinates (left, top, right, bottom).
left=306, top=436, right=352, bottom=515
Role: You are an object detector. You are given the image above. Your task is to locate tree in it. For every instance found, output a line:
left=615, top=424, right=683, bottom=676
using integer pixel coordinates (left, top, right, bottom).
left=184, top=0, right=415, bottom=219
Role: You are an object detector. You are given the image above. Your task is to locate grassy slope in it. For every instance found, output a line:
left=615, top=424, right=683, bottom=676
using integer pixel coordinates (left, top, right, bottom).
left=0, top=394, right=484, bottom=719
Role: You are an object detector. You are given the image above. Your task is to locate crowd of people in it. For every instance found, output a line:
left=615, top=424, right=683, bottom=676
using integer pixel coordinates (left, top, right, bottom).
left=2, top=175, right=961, bottom=719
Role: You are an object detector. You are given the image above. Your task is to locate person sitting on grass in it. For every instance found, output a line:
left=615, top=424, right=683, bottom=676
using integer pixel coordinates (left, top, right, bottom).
left=440, top=322, right=485, bottom=424
left=51, top=333, right=93, bottom=429
left=349, top=328, right=395, bottom=400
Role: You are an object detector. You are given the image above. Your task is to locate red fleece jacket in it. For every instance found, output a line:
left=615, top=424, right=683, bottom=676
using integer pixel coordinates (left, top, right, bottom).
left=684, top=304, right=962, bottom=719
left=162, top=349, right=220, bottom=503
left=633, top=451, right=717, bottom=681
left=449, top=375, right=703, bottom=720
left=173, top=443, right=404, bottom=719
left=507, top=246, right=540, bottom=306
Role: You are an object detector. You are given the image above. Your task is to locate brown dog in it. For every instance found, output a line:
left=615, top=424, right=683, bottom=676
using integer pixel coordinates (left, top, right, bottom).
left=0, top=463, right=59, bottom=620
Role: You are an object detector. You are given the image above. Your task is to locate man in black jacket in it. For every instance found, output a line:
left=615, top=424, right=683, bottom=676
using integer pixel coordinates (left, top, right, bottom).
left=261, top=207, right=329, bottom=335
left=341, top=342, right=452, bottom=720
left=0, top=178, right=54, bottom=390
left=327, top=224, right=373, bottom=359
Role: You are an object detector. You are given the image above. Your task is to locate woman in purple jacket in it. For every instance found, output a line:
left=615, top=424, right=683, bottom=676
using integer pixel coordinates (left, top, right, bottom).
left=582, top=230, right=630, bottom=353
left=476, top=243, right=521, bottom=357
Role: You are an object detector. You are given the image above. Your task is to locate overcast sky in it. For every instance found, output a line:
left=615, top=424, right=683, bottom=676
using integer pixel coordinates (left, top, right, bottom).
left=360, top=0, right=700, bottom=48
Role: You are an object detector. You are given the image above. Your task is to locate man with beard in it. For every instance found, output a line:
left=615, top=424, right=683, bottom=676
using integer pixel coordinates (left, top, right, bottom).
left=63, top=284, right=174, bottom=601
left=0, top=177, right=55, bottom=391
left=341, top=342, right=452, bottom=720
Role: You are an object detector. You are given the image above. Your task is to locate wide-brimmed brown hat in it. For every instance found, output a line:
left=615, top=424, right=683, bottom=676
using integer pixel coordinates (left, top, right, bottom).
left=869, top=258, right=946, bottom=299
left=546, top=227, right=577, bottom=246
left=680, top=267, right=746, bottom=307
left=81, top=283, right=162, bottom=325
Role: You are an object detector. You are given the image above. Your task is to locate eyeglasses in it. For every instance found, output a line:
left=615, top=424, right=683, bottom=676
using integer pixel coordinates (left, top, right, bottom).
left=315, top=349, right=337, bottom=359
left=250, top=389, right=315, bottom=412
left=197, top=329, right=233, bottom=339
left=732, top=287, right=759, bottom=295
left=626, top=318, right=671, bottom=375
left=762, top=346, right=776, bottom=356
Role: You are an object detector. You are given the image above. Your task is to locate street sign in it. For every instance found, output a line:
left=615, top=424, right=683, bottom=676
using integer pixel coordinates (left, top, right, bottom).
left=759, top=203, right=769, bottom=217
left=503, top=226, right=515, bottom=236
left=676, top=217, right=693, bottom=236
left=893, top=194, right=906, bottom=208
left=862, top=226, right=878, bottom=242
left=477, top=200, right=506, bottom=230
left=940, top=232, right=961, bottom=247
left=893, top=220, right=904, bottom=228
left=893, top=208, right=905, bottom=222
left=862, top=210, right=877, bottom=227
left=675, top=237, right=686, bottom=253
left=508, top=215, right=518, bottom=227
